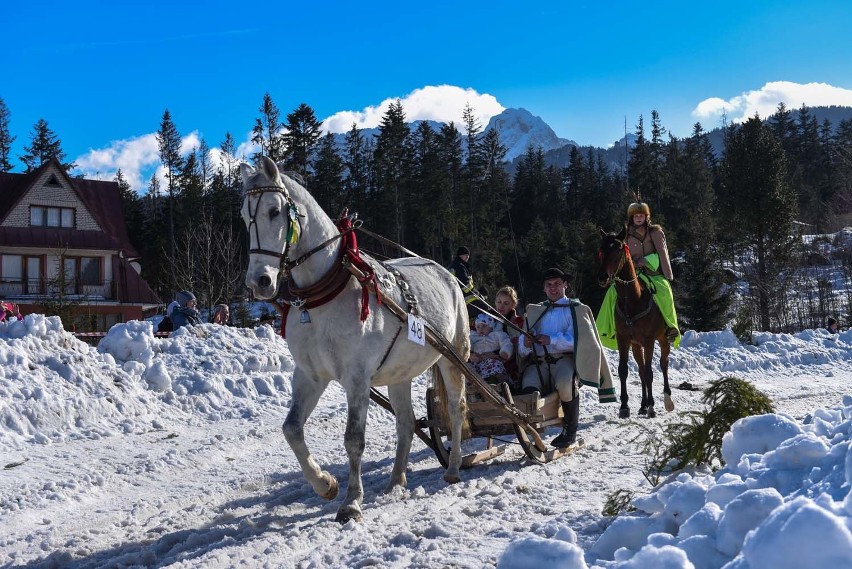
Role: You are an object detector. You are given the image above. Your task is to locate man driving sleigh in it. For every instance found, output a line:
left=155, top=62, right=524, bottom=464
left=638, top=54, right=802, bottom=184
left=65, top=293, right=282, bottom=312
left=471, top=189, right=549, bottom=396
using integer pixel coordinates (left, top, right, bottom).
left=519, top=267, right=616, bottom=448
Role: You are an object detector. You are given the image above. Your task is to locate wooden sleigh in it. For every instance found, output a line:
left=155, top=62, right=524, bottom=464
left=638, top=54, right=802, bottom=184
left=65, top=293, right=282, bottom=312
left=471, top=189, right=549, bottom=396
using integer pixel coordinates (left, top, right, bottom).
left=352, top=260, right=583, bottom=467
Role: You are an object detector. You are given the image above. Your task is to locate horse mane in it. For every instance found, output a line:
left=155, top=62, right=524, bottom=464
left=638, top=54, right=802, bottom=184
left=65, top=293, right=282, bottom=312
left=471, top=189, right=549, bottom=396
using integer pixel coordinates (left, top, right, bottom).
left=280, top=170, right=307, bottom=187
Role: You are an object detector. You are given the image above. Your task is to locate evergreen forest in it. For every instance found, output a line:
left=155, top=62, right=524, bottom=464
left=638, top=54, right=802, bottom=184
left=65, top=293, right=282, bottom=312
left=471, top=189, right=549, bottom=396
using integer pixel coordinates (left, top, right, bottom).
left=3, top=95, right=852, bottom=335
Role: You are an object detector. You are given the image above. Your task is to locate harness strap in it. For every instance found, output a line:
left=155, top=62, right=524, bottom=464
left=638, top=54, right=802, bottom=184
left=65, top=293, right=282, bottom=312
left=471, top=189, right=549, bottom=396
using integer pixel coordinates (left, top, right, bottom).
left=616, top=294, right=655, bottom=325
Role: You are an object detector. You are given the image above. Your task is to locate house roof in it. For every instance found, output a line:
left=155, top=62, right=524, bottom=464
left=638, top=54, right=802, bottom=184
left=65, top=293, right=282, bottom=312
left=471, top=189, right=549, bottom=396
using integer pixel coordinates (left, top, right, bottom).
left=112, top=256, right=161, bottom=305
left=0, top=159, right=139, bottom=258
left=0, top=226, right=126, bottom=251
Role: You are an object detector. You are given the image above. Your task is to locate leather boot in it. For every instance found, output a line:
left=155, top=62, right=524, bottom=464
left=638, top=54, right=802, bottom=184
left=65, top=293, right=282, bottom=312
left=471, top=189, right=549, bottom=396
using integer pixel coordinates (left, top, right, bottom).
left=551, top=398, right=579, bottom=448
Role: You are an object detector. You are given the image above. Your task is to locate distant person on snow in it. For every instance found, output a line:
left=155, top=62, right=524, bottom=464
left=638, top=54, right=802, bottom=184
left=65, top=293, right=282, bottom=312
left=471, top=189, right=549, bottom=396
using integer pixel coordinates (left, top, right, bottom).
left=171, top=291, right=201, bottom=330
left=212, top=304, right=230, bottom=325
left=157, top=300, right=180, bottom=332
left=0, top=301, right=23, bottom=323
left=827, top=316, right=839, bottom=334
left=448, top=246, right=481, bottom=320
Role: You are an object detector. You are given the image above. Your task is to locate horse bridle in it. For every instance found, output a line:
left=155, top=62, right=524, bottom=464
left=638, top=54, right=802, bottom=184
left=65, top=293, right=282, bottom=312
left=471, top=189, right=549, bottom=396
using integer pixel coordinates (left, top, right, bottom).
left=600, top=239, right=638, bottom=287
left=244, top=184, right=301, bottom=272
left=244, top=182, right=356, bottom=276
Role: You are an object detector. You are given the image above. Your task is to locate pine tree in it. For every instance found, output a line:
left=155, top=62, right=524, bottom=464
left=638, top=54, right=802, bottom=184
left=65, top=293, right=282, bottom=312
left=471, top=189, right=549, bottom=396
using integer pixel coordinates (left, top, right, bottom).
left=0, top=97, right=14, bottom=172
left=477, top=127, right=513, bottom=292
left=251, top=93, right=285, bottom=162
left=156, top=110, right=184, bottom=291
left=720, top=116, right=799, bottom=331
left=281, top=103, right=322, bottom=179
left=342, top=123, right=371, bottom=218
left=668, top=124, right=732, bottom=331
left=115, top=170, right=144, bottom=256
left=628, top=115, right=654, bottom=204
left=462, top=104, right=487, bottom=245
left=373, top=100, right=412, bottom=243
left=436, top=121, right=464, bottom=261
left=311, top=132, right=345, bottom=216
left=648, top=110, right=667, bottom=213
left=19, top=118, right=75, bottom=172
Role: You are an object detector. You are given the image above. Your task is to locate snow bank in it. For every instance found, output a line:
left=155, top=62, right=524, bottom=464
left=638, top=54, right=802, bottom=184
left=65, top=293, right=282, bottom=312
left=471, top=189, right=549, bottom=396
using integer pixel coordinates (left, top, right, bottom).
left=0, top=316, right=293, bottom=451
left=520, top=395, right=852, bottom=569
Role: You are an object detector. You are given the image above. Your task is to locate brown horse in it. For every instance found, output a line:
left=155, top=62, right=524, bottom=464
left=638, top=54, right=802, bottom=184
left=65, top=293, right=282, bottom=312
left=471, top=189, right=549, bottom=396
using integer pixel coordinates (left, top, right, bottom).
left=596, top=226, right=674, bottom=419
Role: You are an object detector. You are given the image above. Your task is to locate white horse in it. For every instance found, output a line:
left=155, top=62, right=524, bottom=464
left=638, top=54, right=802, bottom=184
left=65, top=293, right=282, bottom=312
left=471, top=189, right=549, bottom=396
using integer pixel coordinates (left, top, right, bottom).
left=240, top=156, right=469, bottom=523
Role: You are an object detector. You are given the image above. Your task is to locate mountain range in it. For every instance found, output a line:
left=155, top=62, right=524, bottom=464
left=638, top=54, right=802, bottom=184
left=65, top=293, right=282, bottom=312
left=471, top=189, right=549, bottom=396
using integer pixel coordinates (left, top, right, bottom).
left=335, top=105, right=852, bottom=174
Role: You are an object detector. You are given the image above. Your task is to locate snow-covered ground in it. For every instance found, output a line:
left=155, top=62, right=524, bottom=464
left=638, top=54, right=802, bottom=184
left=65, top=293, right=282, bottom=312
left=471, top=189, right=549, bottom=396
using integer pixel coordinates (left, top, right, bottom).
left=1, top=315, right=851, bottom=568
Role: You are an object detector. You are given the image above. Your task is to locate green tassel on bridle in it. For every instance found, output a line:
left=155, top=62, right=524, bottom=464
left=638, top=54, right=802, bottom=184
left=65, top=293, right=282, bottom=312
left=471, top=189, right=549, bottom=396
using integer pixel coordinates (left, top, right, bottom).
left=286, top=202, right=301, bottom=244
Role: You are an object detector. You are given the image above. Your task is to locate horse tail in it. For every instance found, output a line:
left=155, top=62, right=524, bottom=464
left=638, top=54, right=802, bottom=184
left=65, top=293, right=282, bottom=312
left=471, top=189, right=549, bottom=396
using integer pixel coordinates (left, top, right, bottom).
left=432, top=363, right=470, bottom=439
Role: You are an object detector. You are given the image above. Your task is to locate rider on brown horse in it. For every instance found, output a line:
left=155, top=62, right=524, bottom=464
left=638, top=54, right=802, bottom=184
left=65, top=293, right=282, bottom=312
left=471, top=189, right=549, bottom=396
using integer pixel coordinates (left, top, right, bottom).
left=598, top=200, right=681, bottom=349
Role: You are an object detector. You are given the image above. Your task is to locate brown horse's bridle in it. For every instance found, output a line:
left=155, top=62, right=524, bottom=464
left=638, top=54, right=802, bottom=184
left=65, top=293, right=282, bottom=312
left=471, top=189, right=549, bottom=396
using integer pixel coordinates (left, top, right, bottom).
left=600, top=240, right=638, bottom=287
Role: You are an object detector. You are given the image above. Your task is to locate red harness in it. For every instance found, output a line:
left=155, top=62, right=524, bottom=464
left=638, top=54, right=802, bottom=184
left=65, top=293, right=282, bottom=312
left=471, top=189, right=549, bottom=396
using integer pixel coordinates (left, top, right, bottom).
left=279, top=216, right=381, bottom=338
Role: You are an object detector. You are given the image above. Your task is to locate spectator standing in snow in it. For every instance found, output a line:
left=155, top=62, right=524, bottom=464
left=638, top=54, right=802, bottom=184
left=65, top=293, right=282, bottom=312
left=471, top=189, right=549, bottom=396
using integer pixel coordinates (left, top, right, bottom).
left=171, top=291, right=201, bottom=330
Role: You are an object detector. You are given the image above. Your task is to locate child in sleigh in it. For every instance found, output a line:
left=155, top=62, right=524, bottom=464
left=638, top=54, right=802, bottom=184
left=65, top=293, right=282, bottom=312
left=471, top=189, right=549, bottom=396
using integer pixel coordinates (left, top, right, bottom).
left=469, top=314, right=514, bottom=386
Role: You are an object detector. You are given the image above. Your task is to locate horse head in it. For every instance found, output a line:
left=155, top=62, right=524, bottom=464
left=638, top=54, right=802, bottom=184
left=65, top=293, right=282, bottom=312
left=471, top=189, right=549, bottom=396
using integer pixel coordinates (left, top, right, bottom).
left=596, top=226, right=628, bottom=287
left=239, top=156, right=298, bottom=300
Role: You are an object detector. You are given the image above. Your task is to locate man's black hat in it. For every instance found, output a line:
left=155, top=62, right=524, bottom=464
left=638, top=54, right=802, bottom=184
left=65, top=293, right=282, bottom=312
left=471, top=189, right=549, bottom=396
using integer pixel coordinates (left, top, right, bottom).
left=456, top=246, right=470, bottom=256
left=542, top=267, right=572, bottom=282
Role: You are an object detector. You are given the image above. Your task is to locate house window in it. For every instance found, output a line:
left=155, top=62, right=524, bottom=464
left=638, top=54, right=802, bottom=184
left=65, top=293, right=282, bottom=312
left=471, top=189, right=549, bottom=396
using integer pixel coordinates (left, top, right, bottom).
left=1, top=255, right=22, bottom=281
left=30, top=206, right=75, bottom=228
left=63, top=258, right=78, bottom=294
left=80, top=257, right=100, bottom=286
left=25, top=256, right=42, bottom=294
left=60, top=256, right=101, bottom=291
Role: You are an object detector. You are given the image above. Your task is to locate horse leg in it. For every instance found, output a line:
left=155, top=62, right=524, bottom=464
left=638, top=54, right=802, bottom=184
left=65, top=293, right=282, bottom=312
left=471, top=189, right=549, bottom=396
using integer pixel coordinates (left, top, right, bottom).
left=660, top=338, right=674, bottom=412
left=632, top=344, right=648, bottom=416
left=386, top=381, right=414, bottom=492
left=282, top=369, right=338, bottom=501
left=617, top=342, right=631, bottom=419
left=436, top=358, right=465, bottom=484
left=336, top=384, right=371, bottom=523
left=643, top=339, right=657, bottom=418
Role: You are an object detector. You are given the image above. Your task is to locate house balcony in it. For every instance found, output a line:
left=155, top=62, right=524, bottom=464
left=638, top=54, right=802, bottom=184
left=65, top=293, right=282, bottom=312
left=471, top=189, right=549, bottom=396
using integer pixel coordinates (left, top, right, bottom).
left=0, top=278, right=145, bottom=304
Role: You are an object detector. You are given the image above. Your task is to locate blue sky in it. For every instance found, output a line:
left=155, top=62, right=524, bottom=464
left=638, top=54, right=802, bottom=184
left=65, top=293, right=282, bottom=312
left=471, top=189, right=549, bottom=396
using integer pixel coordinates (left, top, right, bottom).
left=4, top=0, right=852, bottom=191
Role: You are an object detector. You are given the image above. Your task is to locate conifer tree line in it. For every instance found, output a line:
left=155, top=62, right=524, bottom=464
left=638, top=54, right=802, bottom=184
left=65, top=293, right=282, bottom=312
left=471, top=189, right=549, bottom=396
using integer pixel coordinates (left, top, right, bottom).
left=2, top=94, right=852, bottom=332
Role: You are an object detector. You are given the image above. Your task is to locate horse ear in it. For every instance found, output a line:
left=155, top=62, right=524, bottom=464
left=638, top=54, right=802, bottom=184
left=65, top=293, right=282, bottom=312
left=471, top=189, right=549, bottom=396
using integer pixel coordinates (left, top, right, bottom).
left=616, top=225, right=627, bottom=241
left=239, top=162, right=255, bottom=186
left=259, top=155, right=281, bottom=184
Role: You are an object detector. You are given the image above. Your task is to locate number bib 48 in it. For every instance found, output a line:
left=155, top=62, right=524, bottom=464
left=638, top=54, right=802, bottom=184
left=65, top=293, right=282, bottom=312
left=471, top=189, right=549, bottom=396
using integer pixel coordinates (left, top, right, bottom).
left=407, top=313, right=425, bottom=346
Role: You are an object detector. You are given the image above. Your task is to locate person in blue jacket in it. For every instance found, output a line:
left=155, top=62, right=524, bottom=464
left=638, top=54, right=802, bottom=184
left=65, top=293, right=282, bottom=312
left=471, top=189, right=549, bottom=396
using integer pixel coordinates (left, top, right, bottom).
left=171, top=290, right=201, bottom=329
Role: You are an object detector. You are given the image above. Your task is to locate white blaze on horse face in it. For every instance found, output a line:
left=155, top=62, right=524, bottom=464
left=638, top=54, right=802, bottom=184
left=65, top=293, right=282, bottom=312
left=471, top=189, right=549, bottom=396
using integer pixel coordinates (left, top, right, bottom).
left=242, top=190, right=287, bottom=300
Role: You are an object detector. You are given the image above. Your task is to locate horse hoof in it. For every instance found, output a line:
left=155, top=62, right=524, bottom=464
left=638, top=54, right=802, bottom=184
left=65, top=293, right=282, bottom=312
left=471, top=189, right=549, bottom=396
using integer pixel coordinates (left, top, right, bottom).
left=647, top=407, right=656, bottom=419
left=619, top=407, right=630, bottom=419
left=319, top=474, right=339, bottom=500
left=664, top=395, right=674, bottom=412
left=443, top=472, right=461, bottom=484
left=638, top=407, right=648, bottom=416
left=335, top=505, right=363, bottom=524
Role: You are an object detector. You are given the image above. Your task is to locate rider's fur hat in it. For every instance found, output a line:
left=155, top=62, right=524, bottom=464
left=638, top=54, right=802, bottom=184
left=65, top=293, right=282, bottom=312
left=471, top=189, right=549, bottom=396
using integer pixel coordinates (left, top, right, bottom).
left=456, top=246, right=470, bottom=257
left=542, top=267, right=572, bottom=282
left=627, top=201, right=651, bottom=218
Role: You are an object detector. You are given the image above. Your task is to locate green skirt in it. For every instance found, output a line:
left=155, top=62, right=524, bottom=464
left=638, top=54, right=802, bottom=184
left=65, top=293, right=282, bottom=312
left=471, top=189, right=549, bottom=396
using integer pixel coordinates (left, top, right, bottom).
left=596, top=272, right=681, bottom=350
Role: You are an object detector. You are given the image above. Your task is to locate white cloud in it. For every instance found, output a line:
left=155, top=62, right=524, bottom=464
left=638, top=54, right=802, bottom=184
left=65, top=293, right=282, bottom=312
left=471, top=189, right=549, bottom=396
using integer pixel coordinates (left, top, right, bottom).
left=322, top=85, right=505, bottom=133
left=692, top=81, right=852, bottom=124
left=74, top=131, right=208, bottom=194
left=74, top=134, right=160, bottom=192
left=73, top=85, right=504, bottom=192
